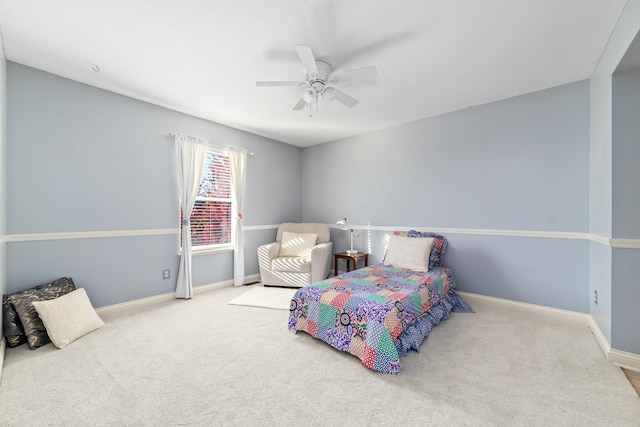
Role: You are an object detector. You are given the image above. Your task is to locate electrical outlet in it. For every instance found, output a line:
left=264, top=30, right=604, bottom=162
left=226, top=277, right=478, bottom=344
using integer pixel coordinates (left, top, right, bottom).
left=162, top=269, right=170, bottom=280
left=594, top=290, right=598, bottom=305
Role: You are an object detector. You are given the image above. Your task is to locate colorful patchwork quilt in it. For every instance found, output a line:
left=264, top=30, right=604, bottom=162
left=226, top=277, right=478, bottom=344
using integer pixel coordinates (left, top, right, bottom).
left=288, top=264, right=473, bottom=374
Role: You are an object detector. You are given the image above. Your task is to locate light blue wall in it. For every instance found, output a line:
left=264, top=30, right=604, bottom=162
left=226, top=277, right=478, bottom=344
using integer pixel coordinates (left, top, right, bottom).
left=303, top=81, right=590, bottom=312
left=611, top=64, right=640, bottom=354
left=589, top=52, right=615, bottom=342
left=590, top=242, right=612, bottom=341
left=611, top=248, right=640, bottom=354
left=7, top=237, right=179, bottom=307
left=613, top=67, right=640, bottom=239
left=589, top=0, right=640, bottom=349
left=0, top=28, right=7, bottom=334
left=6, top=62, right=302, bottom=307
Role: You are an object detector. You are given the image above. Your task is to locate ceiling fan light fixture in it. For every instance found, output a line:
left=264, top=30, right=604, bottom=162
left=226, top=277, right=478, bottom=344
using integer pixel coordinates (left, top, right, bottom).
left=302, top=86, right=317, bottom=104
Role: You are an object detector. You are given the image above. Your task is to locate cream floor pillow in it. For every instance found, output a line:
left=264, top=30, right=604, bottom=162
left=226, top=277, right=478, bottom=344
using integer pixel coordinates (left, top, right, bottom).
left=32, top=288, right=104, bottom=349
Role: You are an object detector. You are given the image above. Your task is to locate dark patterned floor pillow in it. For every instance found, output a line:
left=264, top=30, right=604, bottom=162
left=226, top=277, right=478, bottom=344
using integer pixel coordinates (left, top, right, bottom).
left=4, top=277, right=76, bottom=349
left=2, top=294, right=27, bottom=348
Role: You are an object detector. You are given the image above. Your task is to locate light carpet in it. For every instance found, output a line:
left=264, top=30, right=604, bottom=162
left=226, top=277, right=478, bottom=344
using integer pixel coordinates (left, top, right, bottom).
left=228, top=285, right=297, bottom=309
left=1, top=285, right=639, bottom=426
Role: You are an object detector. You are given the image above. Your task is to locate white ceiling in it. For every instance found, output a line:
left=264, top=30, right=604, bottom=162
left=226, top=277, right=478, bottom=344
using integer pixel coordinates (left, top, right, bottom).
left=0, top=0, right=630, bottom=147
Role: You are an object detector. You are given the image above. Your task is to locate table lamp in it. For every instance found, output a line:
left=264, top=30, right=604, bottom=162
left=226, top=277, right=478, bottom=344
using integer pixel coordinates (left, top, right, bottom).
left=336, top=217, right=357, bottom=254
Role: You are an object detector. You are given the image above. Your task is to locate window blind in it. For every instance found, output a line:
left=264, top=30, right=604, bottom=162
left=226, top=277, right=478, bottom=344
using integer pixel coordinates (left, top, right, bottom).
left=181, top=151, right=233, bottom=248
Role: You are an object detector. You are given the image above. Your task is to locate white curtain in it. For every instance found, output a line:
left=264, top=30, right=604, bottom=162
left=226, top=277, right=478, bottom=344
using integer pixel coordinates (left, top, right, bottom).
left=174, top=135, right=208, bottom=299
left=229, top=147, right=248, bottom=286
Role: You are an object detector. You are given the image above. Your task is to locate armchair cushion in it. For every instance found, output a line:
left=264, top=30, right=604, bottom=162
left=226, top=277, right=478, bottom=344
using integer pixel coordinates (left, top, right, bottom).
left=276, top=223, right=330, bottom=244
left=279, top=232, right=318, bottom=257
left=272, top=257, right=311, bottom=273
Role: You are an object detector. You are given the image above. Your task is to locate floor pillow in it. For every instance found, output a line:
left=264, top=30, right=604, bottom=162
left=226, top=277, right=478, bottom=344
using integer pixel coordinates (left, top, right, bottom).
left=33, top=288, right=104, bottom=349
left=6, top=277, right=76, bottom=349
left=2, top=294, right=27, bottom=348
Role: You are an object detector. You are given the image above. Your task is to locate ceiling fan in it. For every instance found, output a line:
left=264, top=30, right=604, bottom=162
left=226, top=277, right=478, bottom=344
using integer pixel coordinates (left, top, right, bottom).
left=256, top=46, right=377, bottom=111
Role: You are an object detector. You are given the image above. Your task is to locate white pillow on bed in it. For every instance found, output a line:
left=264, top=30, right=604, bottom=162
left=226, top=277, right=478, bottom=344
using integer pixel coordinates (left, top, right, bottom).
left=279, top=232, right=318, bottom=257
left=32, top=288, right=104, bottom=349
left=384, top=235, right=434, bottom=271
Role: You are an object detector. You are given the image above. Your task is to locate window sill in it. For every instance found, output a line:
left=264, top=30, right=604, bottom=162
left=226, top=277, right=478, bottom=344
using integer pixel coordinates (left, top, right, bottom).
left=179, top=245, right=234, bottom=256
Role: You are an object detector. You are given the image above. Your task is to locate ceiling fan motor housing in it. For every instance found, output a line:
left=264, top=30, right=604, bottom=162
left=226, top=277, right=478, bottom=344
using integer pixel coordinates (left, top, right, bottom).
left=302, top=61, right=332, bottom=104
left=307, top=60, right=332, bottom=87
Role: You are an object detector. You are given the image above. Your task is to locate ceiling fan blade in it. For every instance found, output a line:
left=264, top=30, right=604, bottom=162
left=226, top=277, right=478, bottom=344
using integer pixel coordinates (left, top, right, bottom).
left=293, top=98, right=307, bottom=110
left=329, top=66, right=378, bottom=84
left=256, top=81, right=306, bottom=87
left=325, top=87, right=359, bottom=108
left=295, top=45, right=319, bottom=75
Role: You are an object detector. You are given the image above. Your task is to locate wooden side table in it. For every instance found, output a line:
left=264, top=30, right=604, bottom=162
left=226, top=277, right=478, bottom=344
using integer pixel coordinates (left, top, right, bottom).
left=334, top=252, right=369, bottom=276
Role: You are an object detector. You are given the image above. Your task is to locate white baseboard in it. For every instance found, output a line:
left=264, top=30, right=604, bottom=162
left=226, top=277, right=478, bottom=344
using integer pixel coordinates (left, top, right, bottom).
left=457, top=291, right=590, bottom=324
left=587, top=316, right=611, bottom=358
left=0, top=338, right=5, bottom=384
left=96, top=273, right=260, bottom=317
left=609, top=349, right=640, bottom=372
left=587, top=317, right=640, bottom=372
left=96, top=291, right=177, bottom=316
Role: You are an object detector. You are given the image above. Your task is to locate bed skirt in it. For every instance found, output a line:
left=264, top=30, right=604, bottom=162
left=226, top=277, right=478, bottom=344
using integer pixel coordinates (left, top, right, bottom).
left=395, top=289, right=473, bottom=357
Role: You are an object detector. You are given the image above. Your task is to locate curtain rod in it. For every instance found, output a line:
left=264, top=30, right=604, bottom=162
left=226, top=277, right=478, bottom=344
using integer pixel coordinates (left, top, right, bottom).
left=169, top=133, right=254, bottom=156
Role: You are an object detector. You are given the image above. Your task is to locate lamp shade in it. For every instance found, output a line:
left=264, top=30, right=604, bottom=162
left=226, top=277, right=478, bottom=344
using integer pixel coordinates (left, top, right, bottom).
left=336, top=217, right=349, bottom=231
left=336, top=217, right=357, bottom=254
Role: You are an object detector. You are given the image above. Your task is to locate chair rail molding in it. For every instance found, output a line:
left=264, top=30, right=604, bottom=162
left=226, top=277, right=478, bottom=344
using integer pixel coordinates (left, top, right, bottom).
left=5, top=228, right=180, bottom=242
left=610, top=238, right=640, bottom=249
left=4, top=224, right=640, bottom=249
left=334, top=224, right=640, bottom=249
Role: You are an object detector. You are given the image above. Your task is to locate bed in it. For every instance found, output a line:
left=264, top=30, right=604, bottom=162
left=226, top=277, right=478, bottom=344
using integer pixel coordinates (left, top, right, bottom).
left=287, top=230, right=473, bottom=374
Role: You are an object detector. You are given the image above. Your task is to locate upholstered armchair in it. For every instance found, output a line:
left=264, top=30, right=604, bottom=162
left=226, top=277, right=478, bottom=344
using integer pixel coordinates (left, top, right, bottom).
left=258, top=223, right=333, bottom=287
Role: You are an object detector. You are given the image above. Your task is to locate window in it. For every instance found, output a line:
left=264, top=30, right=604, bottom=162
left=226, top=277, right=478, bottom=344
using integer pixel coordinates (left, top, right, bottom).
left=181, top=149, right=233, bottom=250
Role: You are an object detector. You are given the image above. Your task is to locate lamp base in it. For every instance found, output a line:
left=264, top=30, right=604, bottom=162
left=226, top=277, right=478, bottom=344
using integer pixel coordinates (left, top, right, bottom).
left=346, top=249, right=358, bottom=254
